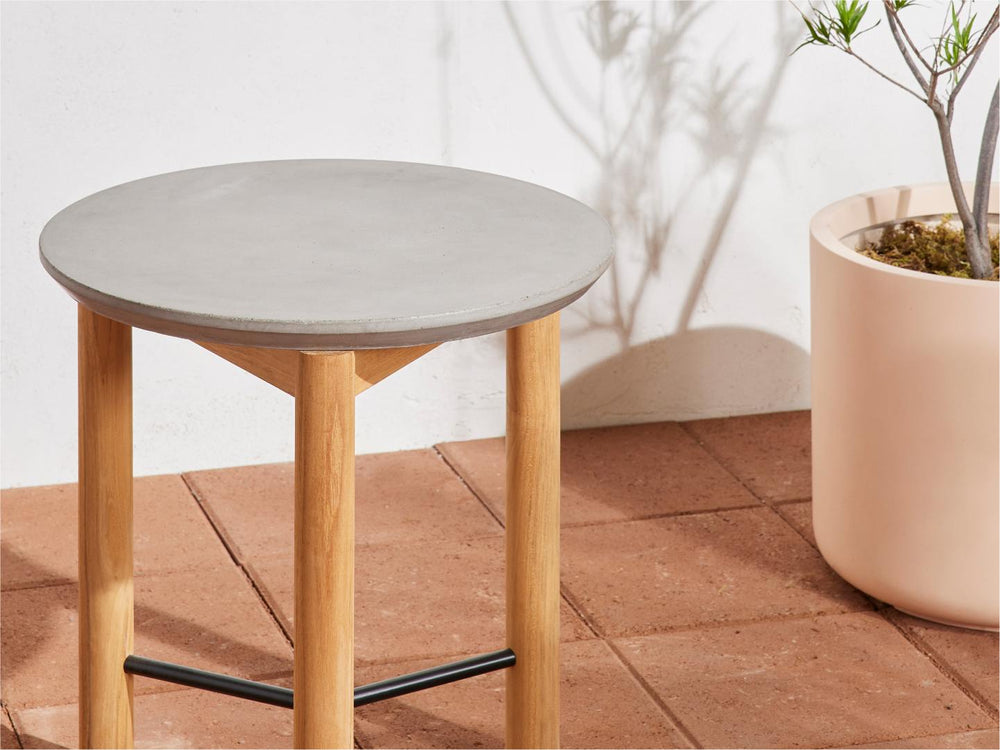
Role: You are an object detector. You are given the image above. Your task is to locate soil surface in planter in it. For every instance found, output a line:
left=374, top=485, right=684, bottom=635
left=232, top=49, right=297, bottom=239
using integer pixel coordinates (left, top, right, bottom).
left=860, top=218, right=1000, bottom=280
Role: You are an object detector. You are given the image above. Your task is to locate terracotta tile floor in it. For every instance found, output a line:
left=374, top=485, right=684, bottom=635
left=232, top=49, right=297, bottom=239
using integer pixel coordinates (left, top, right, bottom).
left=2, top=411, right=997, bottom=749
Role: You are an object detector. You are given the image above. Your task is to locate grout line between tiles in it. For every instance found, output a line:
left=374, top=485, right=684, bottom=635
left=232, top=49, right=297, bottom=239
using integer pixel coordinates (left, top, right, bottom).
left=1, top=579, right=77, bottom=594
left=683, top=434, right=997, bottom=724
left=2, top=702, right=24, bottom=749
left=429, top=447, right=623, bottom=684
left=599, top=605, right=879, bottom=641
left=678, top=421, right=771, bottom=505
left=433, top=442, right=870, bottom=659
left=433, top=444, right=774, bottom=530
left=773, top=504, right=818, bottom=549
left=559, top=584, right=601, bottom=639
left=820, top=728, right=1000, bottom=749
left=814, top=731, right=919, bottom=750
left=560, top=503, right=765, bottom=530
left=432, top=445, right=505, bottom=530
left=603, top=640, right=702, bottom=749
left=435, top=445, right=609, bottom=643
left=179, top=473, right=295, bottom=650
left=772, top=496, right=814, bottom=506
left=878, top=608, right=1000, bottom=722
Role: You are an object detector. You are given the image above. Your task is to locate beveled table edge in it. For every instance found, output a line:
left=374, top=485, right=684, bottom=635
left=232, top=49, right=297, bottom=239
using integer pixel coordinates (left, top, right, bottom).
left=43, top=249, right=603, bottom=349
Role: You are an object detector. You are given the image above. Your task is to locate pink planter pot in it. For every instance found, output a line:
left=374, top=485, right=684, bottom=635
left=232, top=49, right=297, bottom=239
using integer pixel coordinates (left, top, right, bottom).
left=810, top=183, right=999, bottom=631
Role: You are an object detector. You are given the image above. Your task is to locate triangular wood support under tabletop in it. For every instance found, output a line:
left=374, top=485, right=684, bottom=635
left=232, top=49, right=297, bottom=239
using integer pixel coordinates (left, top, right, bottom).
left=196, top=341, right=439, bottom=397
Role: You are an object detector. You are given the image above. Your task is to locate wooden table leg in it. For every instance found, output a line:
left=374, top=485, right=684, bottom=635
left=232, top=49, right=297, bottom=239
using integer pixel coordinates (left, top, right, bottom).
left=78, top=306, right=134, bottom=748
left=505, top=313, right=560, bottom=749
left=293, top=351, right=355, bottom=748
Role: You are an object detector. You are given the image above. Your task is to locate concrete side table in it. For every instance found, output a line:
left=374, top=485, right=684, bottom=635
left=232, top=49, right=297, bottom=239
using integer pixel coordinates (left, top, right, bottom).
left=40, top=159, right=613, bottom=749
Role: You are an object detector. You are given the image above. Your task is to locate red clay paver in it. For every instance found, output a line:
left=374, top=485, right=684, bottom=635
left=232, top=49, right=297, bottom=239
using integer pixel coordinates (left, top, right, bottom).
left=1, top=567, right=291, bottom=711
left=850, top=728, right=1000, bottom=748
left=355, top=639, right=689, bottom=749
left=2, top=583, right=85, bottom=711
left=4, top=413, right=997, bottom=749
left=1, top=475, right=230, bottom=591
left=772, top=502, right=999, bottom=715
left=775, top=500, right=816, bottom=547
left=775, top=505, right=999, bottom=716
left=437, top=423, right=758, bottom=526
left=184, top=450, right=502, bottom=564
left=562, top=507, right=870, bottom=637
left=684, top=410, right=811, bottom=502
left=885, top=611, right=1000, bottom=713
left=615, top=611, right=994, bottom=749
left=773, top=503, right=1000, bottom=713
left=250, top=535, right=592, bottom=666
left=1, top=710, right=18, bottom=749
left=12, top=684, right=295, bottom=749
left=132, top=567, right=292, bottom=678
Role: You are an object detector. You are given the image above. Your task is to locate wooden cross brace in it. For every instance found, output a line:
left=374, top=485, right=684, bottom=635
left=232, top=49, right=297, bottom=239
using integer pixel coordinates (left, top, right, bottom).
left=196, top=341, right=440, bottom=397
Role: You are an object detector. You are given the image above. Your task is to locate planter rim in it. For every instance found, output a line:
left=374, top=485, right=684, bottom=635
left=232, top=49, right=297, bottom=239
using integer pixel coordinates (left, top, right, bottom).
left=810, top=181, right=998, bottom=289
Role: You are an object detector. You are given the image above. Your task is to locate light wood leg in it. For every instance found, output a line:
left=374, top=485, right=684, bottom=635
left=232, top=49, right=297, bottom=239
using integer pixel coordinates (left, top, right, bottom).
left=293, top=351, right=355, bottom=748
left=505, top=313, right=560, bottom=749
left=78, top=306, right=134, bottom=748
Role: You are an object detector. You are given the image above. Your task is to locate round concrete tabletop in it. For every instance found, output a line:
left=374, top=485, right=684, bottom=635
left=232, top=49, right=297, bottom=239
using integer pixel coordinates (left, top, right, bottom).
left=40, top=160, right=614, bottom=349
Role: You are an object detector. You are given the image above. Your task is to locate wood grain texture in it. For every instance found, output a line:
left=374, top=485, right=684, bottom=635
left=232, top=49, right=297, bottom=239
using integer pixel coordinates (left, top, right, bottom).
left=78, top=306, right=134, bottom=748
left=197, top=342, right=299, bottom=395
left=353, top=344, right=439, bottom=393
left=294, top=351, right=355, bottom=748
left=197, top=341, right=437, bottom=397
left=505, top=313, right=561, bottom=749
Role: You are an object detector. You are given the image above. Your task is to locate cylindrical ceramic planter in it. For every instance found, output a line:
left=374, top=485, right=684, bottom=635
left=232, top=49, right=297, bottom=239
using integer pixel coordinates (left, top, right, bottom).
left=810, top=183, right=999, bottom=631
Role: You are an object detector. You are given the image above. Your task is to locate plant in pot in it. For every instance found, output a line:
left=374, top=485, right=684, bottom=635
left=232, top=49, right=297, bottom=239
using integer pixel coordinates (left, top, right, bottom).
left=798, top=0, right=999, bottom=630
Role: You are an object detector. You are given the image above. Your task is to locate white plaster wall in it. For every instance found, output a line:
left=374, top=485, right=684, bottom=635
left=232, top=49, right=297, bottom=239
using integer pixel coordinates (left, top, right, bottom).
left=2, top=1, right=996, bottom=488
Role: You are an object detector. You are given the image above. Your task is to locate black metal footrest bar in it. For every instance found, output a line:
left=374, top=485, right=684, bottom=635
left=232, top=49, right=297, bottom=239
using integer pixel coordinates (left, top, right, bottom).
left=124, top=655, right=292, bottom=708
left=123, top=648, right=515, bottom=709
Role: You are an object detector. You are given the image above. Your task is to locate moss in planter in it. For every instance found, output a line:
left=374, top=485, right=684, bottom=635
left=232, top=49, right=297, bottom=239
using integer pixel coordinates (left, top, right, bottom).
left=859, top=217, right=1000, bottom=281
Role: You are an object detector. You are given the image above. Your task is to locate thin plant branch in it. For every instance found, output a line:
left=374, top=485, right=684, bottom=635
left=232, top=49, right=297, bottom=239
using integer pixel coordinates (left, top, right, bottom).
left=845, top=49, right=927, bottom=102
left=973, top=82, right=999, bottom=248
left=928, top=70, right=942, bottom=109
left=883, top=2, right=930, bottom=93
left=947, top=13, right=998, bottom=121
left=930, top=0, right=962, bottom=70
left=884, top=0, right=935, bottom=72
left=936, top=7, right=999, bottom=77
left=798, top=0, right=998, bottom=279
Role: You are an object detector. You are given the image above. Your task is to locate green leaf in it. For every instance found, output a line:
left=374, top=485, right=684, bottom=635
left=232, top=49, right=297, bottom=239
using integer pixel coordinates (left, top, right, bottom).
left=793, top=7, right=835, bottom=52
left=939, top=2, right=978, bottom=67
left=832, top=0, right=871, bottom=46
left=942, top=36, right=959, bottom=65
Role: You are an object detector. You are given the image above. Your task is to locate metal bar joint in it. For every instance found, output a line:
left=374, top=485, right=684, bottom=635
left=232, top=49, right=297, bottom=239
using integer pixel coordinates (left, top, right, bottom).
left=123, top=648, right=516, bottom=709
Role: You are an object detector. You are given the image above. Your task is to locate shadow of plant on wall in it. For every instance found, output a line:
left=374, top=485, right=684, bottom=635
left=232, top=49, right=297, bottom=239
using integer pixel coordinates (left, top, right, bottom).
left=505, top=1, right=800, bottom=349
